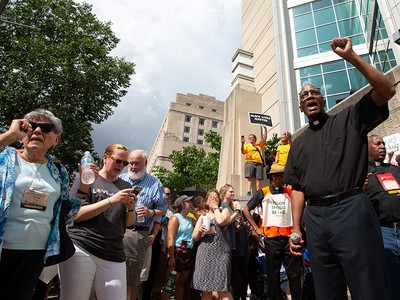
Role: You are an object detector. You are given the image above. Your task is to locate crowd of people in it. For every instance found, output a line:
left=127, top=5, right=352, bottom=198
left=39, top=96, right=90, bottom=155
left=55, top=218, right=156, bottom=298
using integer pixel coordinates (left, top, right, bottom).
left=0, top=36, right=399, bottom=300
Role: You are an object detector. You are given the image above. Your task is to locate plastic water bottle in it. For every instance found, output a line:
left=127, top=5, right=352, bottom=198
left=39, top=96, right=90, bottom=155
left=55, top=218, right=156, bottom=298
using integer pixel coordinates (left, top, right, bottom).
left=202, top=213, right=210, bottom=231
left=81, top=151, right=95, bottom=185
left=164, top=270, right=177, bottom=293
left=136, top=199, right=145, bottom=223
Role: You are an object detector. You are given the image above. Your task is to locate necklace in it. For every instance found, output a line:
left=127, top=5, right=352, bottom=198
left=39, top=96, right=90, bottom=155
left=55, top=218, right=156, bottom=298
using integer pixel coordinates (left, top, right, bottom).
left=18, top=150, right=47, bottom=164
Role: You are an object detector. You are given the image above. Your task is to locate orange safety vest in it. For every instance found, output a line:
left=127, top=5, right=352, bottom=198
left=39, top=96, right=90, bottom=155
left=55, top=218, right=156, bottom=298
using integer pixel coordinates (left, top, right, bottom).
left=261, top=186, right=293, bottom=238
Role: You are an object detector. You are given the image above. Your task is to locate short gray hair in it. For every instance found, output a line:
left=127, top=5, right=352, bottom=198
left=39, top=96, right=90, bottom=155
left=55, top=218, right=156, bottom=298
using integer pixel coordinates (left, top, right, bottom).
left=24, top=109, right=62, bottom=134
left=131, top=149, right=148, bottom=161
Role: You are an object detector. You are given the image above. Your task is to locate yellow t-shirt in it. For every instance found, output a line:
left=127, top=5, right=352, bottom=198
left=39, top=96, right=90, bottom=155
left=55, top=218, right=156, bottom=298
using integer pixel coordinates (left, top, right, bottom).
left=243, top=141, right=265, bottom=164
left=276, top=143, right=291, bottom=166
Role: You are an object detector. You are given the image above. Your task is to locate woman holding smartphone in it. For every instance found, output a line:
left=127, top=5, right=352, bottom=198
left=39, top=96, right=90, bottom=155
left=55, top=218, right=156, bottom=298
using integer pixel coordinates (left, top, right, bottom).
left=59, top=144, right=137, bottom=300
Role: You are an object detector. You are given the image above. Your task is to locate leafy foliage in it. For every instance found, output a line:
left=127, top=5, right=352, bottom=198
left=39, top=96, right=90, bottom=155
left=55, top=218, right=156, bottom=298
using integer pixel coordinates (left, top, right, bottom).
left=0, top=0, right=135, bottom=174
left=264, top=133, right=280, bottom=174
left=152, top=131, right=221, bottom=201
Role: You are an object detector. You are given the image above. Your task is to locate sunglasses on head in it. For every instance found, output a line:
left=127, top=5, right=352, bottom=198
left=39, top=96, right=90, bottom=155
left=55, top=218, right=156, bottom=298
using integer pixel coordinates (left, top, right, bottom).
left=107, top=154, right=129, bottom=166
left=29, top=121, right=56, bottom=133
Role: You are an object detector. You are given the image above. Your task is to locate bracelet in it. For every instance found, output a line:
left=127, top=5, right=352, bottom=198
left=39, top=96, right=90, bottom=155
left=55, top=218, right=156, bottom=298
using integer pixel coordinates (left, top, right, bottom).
left=152, top=231, right=159, bottom=236
left=107, top=198, right=112, bottom=207
left=152, top=210, right=156, bottom=217
left=234, top=209, right=241, bottom=214
left=77, top=189, right=87, bottom=195
left=126, top=208, right=134, bottom=212
left=212, top=206, right=219, bottom=212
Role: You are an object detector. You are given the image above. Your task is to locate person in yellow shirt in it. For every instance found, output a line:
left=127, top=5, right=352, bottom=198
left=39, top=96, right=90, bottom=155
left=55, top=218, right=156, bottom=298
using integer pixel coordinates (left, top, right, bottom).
left=275, top=131, right=292, bottom=166
left=241, top=126, right=267, bottom=196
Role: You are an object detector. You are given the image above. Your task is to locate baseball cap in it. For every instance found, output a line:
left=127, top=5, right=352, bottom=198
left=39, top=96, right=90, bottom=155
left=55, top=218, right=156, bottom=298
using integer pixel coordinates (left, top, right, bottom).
left=174, top=195, right=194, bottom=207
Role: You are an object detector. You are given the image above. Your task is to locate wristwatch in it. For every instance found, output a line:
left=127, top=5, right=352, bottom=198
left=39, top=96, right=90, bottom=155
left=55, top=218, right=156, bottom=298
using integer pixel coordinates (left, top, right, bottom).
left=212, top=206, right=219, bottom=212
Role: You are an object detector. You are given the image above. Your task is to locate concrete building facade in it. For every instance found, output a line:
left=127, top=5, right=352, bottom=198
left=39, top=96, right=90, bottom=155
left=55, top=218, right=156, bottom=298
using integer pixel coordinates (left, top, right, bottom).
left=148, top=93, right=224, bottom=172
left=217, top=0, right=400, bottom=196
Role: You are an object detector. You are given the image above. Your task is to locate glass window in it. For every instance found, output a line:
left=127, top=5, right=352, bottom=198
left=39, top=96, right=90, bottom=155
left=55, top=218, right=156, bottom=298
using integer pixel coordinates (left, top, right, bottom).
left=323, top=60, right=346, bottom=73
left=184, top=126, right=190, bottom=133
left=338, top=18, right=363, bottom=36
left=212, top=121, right=218, bottom=128
left=199, top=118, right=205, bottom=126
left=334, top=2, right=357, bottom=21
left=348, top=68, right=368, bottom=89
left=318, top=41, right=334, bottom=53
left=324, top=71, right=350, bottom=94
left=314, top=8, right=335, bottom=26
left=211, top=108, right=217, bottom=112
left=183, top=137, right=189, bottom=142
left=198, top=129, right=204, bottom=136
left=185, top=115, right=191, bottom=122
left=295, top=29, right=317, bottom=48
left=292, top=3, right=311, bottom=17
left=298, top=45, right=319, bottom=57
left=312, top=0, right=332, bottom=10
left=300, top=74, right=323, bottom=90
left=197, top=139, right=203, bottom=145
left=316, top=23, right=339, bottom=43
left=185, top=102, right=192, bottom=106
left=300, top=65, right=322, bottom=78
left=199, top=106, right=204, bottom=109
left=293, top=13, right=314, bottom=31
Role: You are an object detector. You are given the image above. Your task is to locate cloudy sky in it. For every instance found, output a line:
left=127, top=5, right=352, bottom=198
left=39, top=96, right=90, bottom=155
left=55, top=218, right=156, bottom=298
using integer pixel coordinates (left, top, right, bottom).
left=80, top=0, right=242, bottom=155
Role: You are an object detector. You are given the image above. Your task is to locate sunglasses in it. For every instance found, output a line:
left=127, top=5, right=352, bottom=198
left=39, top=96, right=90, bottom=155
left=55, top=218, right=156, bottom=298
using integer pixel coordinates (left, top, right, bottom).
left=29, top=121, right=56, bottom=133
left=107, top=154, right=129, bottom=166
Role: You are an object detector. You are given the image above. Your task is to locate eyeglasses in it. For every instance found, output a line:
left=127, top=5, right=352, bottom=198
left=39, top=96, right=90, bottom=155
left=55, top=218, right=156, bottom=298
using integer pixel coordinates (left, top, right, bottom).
left=29, top=121, right=55, bottom=133
left=107, top=154, right=129, bottom=166
left=299, top=88, right=322, bottom=101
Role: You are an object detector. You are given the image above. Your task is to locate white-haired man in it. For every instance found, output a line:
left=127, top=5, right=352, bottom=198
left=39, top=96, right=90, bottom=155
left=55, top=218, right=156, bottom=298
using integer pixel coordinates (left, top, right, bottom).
left=120, top=150, right=167, bottom=300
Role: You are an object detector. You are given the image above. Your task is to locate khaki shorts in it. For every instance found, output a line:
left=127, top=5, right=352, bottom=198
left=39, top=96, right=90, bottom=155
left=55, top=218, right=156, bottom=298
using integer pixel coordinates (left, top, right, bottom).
left=245, top=161, right=264, bottom=180
left=123, top=229, right=149, bottom=287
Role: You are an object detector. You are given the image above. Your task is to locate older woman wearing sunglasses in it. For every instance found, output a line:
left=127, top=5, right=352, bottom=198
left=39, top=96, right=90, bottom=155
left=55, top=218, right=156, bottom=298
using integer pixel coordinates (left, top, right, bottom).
left=59, top=143, right=137, bottom=300
left=0, top=109, right=95, bottom=300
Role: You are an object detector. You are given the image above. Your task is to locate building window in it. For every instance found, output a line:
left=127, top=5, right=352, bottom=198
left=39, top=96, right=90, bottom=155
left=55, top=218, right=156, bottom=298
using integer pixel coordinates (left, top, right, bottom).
left=185, top=115, right=192, bottom=122
left=198, top=129, right=204, bottom=136
left=211, top=108, right=217, bottom=112
left=186, top=102, right=192, bottom=106
left=199, top=118, right=205, bottom=126
left=212, top=121, right=218, bottom=128
left=183, top=137, right=189, bottom=142
left=184, top=126, right=190, bottom=133
left=199, top=105, right=204, bottom=109
left=197, top=139, right=203, bottom=145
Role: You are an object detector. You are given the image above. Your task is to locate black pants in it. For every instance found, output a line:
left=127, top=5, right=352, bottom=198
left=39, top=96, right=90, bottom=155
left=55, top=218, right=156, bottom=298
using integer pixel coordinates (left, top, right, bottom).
left=231, top=255, right=249, bottom=300
left=0, top=249, right=46, bottom=300
left=264, top=236, right=302, bottom=300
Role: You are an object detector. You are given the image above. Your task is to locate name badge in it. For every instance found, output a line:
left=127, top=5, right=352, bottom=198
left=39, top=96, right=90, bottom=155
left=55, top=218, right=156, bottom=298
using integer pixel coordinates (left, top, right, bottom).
left=376, top=173, right=400, bottom=194
left=20, top=188, right=49, bottom=211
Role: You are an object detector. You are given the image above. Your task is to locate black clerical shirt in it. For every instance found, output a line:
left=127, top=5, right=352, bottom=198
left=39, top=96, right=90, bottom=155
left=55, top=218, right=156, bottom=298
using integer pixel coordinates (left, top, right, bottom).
left=366, top=161, right=400, bottom=225
left=284, top=91, right=389, bottom=199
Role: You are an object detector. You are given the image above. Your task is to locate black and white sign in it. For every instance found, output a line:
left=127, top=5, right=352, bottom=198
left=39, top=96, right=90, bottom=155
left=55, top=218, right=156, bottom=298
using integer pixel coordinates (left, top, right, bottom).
left=248, top=112, right=272, bottom=127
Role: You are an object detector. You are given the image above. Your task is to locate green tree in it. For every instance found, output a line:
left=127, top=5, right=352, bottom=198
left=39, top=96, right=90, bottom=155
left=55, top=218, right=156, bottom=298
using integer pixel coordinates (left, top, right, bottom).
left=153, top=131, right=221, bottom=201
left=0, top=0, right=135, bottom=173
left=264, top=133, right=281, bottom=173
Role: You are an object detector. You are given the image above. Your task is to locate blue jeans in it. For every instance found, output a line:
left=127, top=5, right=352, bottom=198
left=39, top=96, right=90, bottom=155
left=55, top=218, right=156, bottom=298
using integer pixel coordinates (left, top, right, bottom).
left=381, top=226, right=400, bottom=300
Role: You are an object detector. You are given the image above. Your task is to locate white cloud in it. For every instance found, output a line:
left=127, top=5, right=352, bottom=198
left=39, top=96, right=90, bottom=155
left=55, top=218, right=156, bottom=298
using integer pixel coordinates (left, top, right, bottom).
left=80, top=0, right=242, bottom=155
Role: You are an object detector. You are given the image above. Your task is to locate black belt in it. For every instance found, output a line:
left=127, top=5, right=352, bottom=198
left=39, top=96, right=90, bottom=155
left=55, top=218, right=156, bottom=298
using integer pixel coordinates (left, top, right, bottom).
left=381, top=222, right=400, bottom=229
left=127, top=225, right=150, bottom=231
left=306, top=187, right=364, bottom=206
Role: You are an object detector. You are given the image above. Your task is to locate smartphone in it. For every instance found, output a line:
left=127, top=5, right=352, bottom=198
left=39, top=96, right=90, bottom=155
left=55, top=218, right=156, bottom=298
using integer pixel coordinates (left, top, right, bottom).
left=132, top=186, right=143, bottom=195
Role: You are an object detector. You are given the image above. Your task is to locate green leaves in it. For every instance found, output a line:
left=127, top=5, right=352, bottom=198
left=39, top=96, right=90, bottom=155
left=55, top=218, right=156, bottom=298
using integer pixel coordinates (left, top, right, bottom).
left=152, top=131, right=222, bottom=201
left=0, top=0, right=135, bottom=175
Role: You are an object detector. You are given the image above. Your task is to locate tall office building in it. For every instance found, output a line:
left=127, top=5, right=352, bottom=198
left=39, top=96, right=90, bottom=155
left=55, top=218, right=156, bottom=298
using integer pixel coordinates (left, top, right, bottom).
left=217, top=0, right=400, bottom=195
left=148, top=93, right=224, bottom=172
